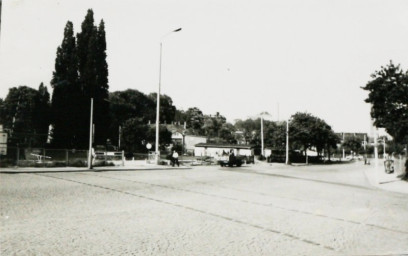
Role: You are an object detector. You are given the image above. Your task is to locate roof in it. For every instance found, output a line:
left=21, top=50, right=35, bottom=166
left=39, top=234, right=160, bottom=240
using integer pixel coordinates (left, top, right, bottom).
left=195, top=143, right=256, bottom=149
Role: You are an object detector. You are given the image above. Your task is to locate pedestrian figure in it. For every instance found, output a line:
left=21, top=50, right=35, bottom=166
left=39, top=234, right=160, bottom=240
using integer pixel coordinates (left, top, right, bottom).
left=229, top=150, right=235, bottom=162
left=91, top=144, right=96, bottom=165
left=172, top=150, right=179, bottom=167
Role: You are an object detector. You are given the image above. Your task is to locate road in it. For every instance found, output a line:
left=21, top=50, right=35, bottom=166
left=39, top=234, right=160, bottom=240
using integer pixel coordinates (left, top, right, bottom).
left=1, top=163, right=407, bottom=255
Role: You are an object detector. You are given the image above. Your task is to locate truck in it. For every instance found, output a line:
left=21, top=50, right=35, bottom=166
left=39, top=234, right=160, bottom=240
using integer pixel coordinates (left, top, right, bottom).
left=218, top=154, right=243, bottom=167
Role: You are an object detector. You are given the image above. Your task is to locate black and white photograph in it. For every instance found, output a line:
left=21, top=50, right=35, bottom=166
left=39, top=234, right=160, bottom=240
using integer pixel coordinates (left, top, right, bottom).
left=0, top=0, right=407, bottom=255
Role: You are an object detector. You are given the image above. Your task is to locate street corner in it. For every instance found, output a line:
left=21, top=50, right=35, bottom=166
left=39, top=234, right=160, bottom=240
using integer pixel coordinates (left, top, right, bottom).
left=0, top=164, right=192, bottom=174
left=378, top=179, right=408, bottom=194
left=364, top=164, right=408, bottom=194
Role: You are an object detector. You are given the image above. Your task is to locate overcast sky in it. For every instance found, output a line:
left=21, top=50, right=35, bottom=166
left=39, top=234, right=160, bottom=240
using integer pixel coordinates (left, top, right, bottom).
left=1, top=0, right=408, bottom=133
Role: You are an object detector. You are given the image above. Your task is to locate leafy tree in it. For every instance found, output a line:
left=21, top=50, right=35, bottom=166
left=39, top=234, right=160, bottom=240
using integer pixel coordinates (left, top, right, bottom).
left=146, top=125, right=172, bottom=151
left=203, top=112, right=226, bottom=138
left=289, top=112, right=338, bottom=160
left=108, top=89, right=155, bottom=148
left=1, top=86, right=50, bottom=147
left=362, top=61, right=408, bottom=144
left=109, top=90, right=155, bottom=123
left=121, top=118, right=172, bottom=153
left=362, top=61, right=408, bottom=176
left=234, top=118, right=261, bottom=144
left=342, top=136, right=362, bottom=155
left=120, top=118, right=149, bottom=153
left=324, top=131, right=340, bottom=161
left=0, top=98, right=4, bottom=124
left=309, top=118, right=338, bottom=156
left=148, top=93, right=176, bottom=124
left=184, top=107, right=205, bottom=134
left=289, top=113, right=314, bottom=155
left=262, top=121, right=279, bottom=148
left=219, top=123, right=236, bottom=144
left=268, top=122, right=286, bottom=150
left=174, top=109, right=187, bottom=124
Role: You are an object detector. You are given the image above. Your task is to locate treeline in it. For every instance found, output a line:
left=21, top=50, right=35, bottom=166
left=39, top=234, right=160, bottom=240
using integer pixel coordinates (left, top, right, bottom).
left=0, top=82, right=342, bottom=157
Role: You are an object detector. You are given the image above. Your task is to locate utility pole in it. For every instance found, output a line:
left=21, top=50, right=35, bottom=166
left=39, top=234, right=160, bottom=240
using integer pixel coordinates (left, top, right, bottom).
left=118, top=125, right=121, bottom=149
left=261, top=116, right=264, bottom=157
left=285, top=119, right=290, bottom=165
left=88, top=98, right=94, bottom=169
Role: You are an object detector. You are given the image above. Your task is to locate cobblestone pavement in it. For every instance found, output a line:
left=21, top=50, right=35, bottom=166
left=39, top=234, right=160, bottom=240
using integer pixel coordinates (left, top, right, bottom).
left=1, top=164, right=407, bottom=255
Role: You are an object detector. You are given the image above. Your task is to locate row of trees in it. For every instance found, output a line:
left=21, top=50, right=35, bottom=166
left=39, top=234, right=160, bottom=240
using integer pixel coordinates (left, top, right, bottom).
left=50, top=9, right=109, bottom=149
left=0, top=81, right=342, bottom=156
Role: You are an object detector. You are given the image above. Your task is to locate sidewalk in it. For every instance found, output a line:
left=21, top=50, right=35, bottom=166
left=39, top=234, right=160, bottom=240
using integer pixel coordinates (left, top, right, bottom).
left=0, top=162, right=191, bottom=174
left=363, top=160, right=408, bottom=194
left=252, top=160, right=408, bottom=195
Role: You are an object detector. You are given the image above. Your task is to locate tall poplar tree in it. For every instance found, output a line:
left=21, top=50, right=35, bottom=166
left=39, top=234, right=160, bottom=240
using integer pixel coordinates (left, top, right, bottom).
left=50, top=10, right=110, bottom=148
left=94, top=19, right=110, bottom=144
left=76, top=9, right=110, bottom=147
left=50, top=21, right=80, bottom=148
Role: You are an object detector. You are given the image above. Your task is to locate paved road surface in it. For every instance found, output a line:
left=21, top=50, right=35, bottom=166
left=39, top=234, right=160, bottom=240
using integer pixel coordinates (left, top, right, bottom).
left=1, top=163, right=407, bottom=255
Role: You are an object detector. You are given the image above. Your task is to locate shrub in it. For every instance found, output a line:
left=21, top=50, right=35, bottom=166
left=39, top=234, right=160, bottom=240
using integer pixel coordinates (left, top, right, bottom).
left=69, top=159, right=87, bottom=167
left=93, top=160, right=115, bottom=167
left=257, top=155, right=266, bottom=161
left=0, top=158, right=17, bottom=167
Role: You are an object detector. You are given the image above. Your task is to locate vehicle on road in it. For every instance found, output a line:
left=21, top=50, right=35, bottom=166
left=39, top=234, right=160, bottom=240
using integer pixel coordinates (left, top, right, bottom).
left=218, top=154, right=243, bottom=167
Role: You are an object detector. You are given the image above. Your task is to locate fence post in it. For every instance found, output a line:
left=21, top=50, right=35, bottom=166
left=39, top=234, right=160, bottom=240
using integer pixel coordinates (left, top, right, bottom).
left=122, top=150, right=125, bottom=166
left=66, top=149, right=69, bottom=166
left=43, top=148, right=46, bottom=167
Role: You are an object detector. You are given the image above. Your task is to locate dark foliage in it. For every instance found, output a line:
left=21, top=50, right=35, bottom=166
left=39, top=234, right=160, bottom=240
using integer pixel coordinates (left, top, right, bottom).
left=50, top=10, right=110, bottom=149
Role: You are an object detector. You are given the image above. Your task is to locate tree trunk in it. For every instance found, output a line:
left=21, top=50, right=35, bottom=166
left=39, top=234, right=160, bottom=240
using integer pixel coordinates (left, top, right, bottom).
left=327, top=147, right=331, bottom=162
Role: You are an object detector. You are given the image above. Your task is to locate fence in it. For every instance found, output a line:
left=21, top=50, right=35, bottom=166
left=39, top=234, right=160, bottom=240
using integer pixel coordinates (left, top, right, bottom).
left=0, top=147, right=124, bottom=167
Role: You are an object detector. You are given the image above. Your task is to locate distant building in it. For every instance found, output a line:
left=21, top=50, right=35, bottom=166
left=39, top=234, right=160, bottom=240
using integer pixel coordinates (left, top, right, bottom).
left=336, top=132, right=368, bottom=143
left=166, top=123, right=207, bottom=154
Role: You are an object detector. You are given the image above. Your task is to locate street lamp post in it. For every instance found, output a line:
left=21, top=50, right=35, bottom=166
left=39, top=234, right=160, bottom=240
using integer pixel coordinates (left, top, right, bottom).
left=261, top=116, right=264, bottom=157
left=382, top=137, right=386, bottom=158
left=155, top=28, right=182, bottom=164
left=285, top=119, right=290, bottom=165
